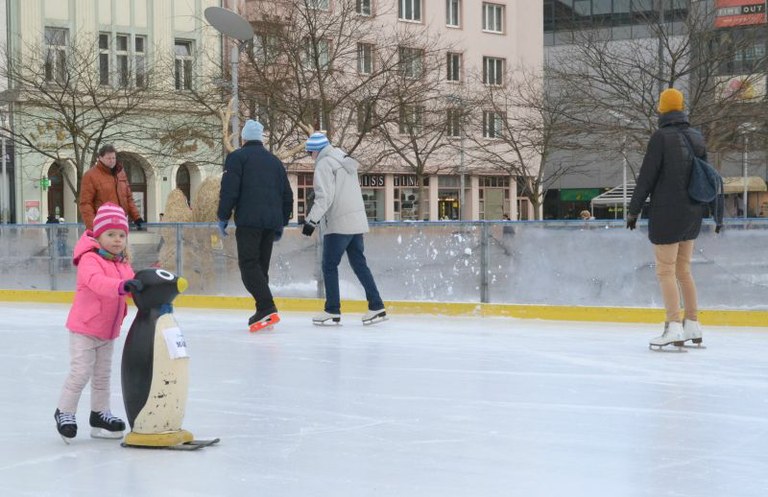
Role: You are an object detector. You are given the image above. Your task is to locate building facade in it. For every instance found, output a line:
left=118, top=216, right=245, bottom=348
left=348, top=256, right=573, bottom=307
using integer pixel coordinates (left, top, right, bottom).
left=234, top=0, right=543, bottom=222
left=4, top=0, right=222, bottom=224
left=543, top=0, right=767, bottom=219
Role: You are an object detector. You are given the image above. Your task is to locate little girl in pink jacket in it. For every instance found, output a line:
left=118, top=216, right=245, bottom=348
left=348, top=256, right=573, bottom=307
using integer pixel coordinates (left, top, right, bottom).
left=54, top=203, right=142, bottom=442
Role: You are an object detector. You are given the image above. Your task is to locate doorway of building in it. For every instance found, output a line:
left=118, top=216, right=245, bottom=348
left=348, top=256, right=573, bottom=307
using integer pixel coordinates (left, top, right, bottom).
left=47, top=161, right=65, bottom=221
left=119, top=154, right=147, bottom=220
left=176, top=163, right=191, bottom=205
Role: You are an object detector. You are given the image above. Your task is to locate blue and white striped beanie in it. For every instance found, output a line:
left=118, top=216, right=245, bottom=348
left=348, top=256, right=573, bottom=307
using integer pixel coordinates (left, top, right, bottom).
left=305, top=132, right=330, bottom=152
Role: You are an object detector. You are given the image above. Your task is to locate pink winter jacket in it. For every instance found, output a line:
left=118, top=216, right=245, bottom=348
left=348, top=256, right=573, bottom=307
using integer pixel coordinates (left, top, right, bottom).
left=65, top=232, right=135, bottom=340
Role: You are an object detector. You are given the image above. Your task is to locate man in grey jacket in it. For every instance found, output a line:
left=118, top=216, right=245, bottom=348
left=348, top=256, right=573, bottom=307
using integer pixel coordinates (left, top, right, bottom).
left=301, top=132, right=386, bottom=325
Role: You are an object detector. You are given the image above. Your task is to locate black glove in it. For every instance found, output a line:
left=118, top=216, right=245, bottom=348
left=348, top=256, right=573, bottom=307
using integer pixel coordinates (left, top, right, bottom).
left=715, top=224, right=723, bottom=234
left=626, top=214, right=637, bottom=231
left=274, top=227, right=284, bottom=242
left=302, top=221, right=316, bottom=237
left=122, top=279, right=143, bottom=295
left=134, top=217, right=145, bottom=231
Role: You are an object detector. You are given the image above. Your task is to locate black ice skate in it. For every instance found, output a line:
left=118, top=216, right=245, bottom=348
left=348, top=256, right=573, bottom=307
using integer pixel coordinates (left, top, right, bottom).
left=89, top=410, right=126, bottom=439
left=249, top=308, right=280, bottom=332
left=362, top=308, right=387, bottom=326
left=54, top=408, right=77, bottom=443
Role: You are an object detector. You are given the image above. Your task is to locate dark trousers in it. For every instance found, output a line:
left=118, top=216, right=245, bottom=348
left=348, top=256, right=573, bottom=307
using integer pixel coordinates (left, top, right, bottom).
left=235, top=226, right=276, bottom=313
left=322, top=233, right=383, bottom=314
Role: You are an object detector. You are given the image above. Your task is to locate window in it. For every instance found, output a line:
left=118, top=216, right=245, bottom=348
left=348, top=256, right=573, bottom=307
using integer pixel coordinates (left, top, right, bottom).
left=399, top=46, right=423, bottom=79
left=483, top=111, right=505, bottom=138
left=253, top=34, right=279, bottom=64
left=399, top=0, right=422, bottom=21
left=303, top=39, right=330, bottom=70
left=357, top=98, right=376, bottom=133
left=447, top=108, right=461, bottom=137
left=309, top=0, right=329, bottom=9
left=399, top=105, right=424, bottom=134
left=135, top=36, right=146, bottom=88
left=44, top=27, right=68, bottom=83
left=446, top=52, right=461, bottom=82
left=174, top=40, right=193, bottom=90
left=99, top=33, right=147, bottom=88
left=483, top=56, right=504, bottom=85
left=482, top=3, right=504, bottom=33
left=115, top=34, right=129, bottom=87
left=358, top=43, right=373, bottom=74
left=356, top=0, right=372, bottom=16
left=446, top=0, right=460, bottom=27
left=99, top=34, right=110, bottom=85
left=308, top=100, right=329, bottom=131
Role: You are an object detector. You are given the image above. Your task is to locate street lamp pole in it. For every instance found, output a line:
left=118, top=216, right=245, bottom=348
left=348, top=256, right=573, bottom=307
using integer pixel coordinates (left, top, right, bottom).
left=0, top=110, right=7, bottom=224
left=743, top=132, right=749, bottom=219
left=622, top=136, right=628, bottom=220
left=230, top=44, right=240, bottom=148
left=609, top=110, right=631, bottom=220
left=738, top=122, right=756, bottom=219
left=204, top=7, right=254, bottom=151
left=459, top=119, right=465, bottom=221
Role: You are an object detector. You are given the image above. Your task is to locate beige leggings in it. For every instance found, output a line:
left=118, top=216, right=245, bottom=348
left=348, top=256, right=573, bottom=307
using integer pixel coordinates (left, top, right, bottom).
left=653, top=240, right=698, bottom=323
left=57, top=332, right=116, bottom=414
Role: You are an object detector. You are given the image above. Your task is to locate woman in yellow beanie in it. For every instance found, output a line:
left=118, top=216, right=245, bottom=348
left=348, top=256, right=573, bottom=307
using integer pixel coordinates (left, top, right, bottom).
left=626, top=87, right=723, bottom=350
left=657, top=88, right=684, bottom=114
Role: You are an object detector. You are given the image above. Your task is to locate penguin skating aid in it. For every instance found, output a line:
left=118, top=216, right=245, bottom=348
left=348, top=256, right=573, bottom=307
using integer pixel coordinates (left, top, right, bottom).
left=120, top=268, right=219, bottom=450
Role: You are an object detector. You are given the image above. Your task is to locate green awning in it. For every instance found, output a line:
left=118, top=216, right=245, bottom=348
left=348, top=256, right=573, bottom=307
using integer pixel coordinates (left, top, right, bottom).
left=559, top=188, right=601, bottom=202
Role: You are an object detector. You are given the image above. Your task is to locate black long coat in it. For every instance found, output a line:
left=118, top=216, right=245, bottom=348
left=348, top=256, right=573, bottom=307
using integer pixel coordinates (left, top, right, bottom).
left=628, top=111, right=708, bottom=245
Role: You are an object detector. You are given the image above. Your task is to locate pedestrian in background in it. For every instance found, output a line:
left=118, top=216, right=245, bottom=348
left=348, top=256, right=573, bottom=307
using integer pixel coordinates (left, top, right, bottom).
left=627, top=88, right=723, bottom=350
left=302, top=132, right=387, bottom=326
left=217, top=120, right=293, bottom=332
left=79, top=144, right=144, bottom=231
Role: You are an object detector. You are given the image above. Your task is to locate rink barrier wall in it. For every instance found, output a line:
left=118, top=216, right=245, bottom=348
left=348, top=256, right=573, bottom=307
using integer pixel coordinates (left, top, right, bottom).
left=2, top=290, right=766, bottom=327
left=4, top=220, right=768, bottom=312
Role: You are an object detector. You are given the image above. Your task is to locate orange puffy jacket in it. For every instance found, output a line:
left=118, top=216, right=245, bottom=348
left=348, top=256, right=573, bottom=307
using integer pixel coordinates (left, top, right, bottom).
left=79, top=160, right=141, bottom=229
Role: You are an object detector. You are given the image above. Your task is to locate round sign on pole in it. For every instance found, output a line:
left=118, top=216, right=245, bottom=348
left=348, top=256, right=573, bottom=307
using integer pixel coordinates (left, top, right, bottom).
left=204, top=7, right=254, bottom=41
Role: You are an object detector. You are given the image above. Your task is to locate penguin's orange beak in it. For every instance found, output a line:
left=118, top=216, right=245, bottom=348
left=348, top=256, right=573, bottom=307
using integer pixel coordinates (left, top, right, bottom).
left=177, top=277, right=189, bottom=294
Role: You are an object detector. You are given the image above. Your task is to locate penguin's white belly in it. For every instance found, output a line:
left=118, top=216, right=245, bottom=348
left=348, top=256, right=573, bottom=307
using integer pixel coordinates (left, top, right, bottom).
left=132, top=314, right=189, bottom=433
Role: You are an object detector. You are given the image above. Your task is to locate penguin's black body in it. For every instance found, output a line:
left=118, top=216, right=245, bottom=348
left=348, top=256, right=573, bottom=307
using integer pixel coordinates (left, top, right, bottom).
left=121, top=268, right=193, bottom=447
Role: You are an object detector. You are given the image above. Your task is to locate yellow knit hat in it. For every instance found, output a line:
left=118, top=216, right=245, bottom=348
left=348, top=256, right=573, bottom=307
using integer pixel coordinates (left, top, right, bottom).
left=658, top=88, right=684, bottom=114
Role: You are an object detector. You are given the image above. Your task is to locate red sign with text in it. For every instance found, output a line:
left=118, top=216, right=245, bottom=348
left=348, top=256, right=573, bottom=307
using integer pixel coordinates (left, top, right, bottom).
left=714, top=0, right=767, bottom=27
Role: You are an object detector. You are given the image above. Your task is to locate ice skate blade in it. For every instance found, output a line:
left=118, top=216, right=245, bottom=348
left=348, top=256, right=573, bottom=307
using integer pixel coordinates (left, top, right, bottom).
left=249, top=314, right=280, bottom=332
left=60, top=435, right=73, bottom=445
left=313, top=319, right=341, bottom=326
left=250, top=324, right=275, bottom=332
left=683, top=344, right=707, bottom=349
left=649, top=344, right=687, bottom=353
left=362, top=315, right=388, bottom=326
left=91, top=427, right=124, bottom=439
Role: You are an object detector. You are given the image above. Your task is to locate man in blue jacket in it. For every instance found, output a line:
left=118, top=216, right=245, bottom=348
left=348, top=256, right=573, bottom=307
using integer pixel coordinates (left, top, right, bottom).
left=217, top=120, right=293, bottom=332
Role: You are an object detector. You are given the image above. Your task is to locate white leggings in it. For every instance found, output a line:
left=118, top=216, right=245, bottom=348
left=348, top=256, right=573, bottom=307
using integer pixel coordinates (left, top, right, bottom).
left=57, top=332, right=116, bottom=414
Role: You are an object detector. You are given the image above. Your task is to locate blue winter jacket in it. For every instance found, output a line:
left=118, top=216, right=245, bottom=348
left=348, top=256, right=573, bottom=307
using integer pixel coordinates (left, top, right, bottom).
left=217, top=141, right=293, bottom=229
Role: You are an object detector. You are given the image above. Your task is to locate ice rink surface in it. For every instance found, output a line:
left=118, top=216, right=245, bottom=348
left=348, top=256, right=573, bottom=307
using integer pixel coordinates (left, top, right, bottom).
left=1, top=302, right=767, bottom=497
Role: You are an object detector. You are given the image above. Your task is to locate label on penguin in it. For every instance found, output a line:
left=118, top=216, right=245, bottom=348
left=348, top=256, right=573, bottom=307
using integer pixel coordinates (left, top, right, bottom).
left=163, top=327, right=189, bottom=359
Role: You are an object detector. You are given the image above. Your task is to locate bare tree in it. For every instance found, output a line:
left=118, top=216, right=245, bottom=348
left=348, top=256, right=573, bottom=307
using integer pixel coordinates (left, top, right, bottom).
left=0, top=33, right=153, bottom=198
left=547, top=5, right=767, bottom=175
left=463, top=65, right=585, bottom=220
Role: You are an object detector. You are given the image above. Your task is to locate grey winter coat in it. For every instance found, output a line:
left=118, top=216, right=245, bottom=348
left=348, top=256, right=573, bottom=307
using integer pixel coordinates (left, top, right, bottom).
left=306, top=145, right=369, bottom=235
left=628, top=111, right=709, bottom=245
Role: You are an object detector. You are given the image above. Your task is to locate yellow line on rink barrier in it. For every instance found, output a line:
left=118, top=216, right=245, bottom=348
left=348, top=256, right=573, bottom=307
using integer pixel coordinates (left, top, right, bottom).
left=0, top=290, right=765, bottom=327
